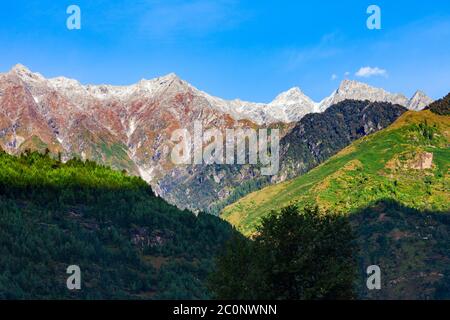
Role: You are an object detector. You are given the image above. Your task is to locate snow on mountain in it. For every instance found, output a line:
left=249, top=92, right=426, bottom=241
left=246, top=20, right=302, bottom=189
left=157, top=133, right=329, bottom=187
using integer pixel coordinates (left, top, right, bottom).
left=2, top=65, right=432, bottom=128
left=318, top=80, right=410, bottom=111
left=198, top=79, right=431, bottom=125
left=10, top=64, right=46, bottom=83
left=407, top=90, right=434, bottom=111
left=268, top=87, right=316, bottom=122
left=199, top=93, right=272, bottom=125
left=195, top=86, right=319, bottom=125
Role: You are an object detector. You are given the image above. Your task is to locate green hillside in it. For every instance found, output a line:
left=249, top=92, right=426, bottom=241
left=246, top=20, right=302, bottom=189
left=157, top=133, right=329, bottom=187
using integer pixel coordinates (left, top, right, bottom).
left=0, top=149, right=235, bottom=299
left=222, top=110, right=450, bottom=236
left=222, top=108, right=450, bottom=299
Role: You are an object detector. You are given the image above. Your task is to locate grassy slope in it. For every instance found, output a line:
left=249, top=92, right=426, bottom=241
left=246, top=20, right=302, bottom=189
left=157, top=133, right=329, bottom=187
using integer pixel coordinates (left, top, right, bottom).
left=222, top=110, right=450, bottom=236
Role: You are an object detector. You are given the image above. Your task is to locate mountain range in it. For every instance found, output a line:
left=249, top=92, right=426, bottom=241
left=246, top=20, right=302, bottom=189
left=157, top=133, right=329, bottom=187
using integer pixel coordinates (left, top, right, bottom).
left=0, top=64, right=434, bottom=211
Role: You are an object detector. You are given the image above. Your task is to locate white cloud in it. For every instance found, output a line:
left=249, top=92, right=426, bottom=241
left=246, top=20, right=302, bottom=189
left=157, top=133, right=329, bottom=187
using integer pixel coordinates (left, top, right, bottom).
left=331, top=74, right=338, bottom=80
left=355, top=66, right=388, bottom=78
left=344, top=71, right=350, bottom=77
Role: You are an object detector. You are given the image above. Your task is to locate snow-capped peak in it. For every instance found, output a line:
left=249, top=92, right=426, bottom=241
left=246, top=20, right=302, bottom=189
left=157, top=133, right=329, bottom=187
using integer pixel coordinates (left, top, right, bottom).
left=11, top=63, right=31, bottom=74
left=160, top=72, right=179, bottom=81
left=10, top=63, right=45, bottom=82
left=268, top=87, right=317, bottom=122
left=49, top=76, right=83, bottom=89
left=337, top=79, right=367, bottom=92
left=318, top=79, right=409, bottom=111
left=336, top=79, right=392, bottom=97
left=270, top=87, right=310, bottom=105
left=407, top=90, right=433, bottom=111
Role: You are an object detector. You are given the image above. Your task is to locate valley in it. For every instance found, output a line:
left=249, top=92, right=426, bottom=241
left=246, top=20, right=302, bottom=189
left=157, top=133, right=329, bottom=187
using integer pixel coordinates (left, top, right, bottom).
left=1, top=64, right=448, bottom=299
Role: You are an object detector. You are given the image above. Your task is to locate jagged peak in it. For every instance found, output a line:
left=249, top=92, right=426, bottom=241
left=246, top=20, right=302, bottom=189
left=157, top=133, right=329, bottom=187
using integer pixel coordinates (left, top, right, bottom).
left=9, top=63, right=45, bottom=81
left=410, top=90, right=428, bottom=99
left=285, top=86, right=303, bottom=94
left=408, top=90, right=434, bottom=111
left=11, top=63, right=31, bottom=73
left=136, top=72, right=184, bottom=90
left=337, top=79, right=373, bottom=92
left=316, top=79, right=411, bottom=112
left=270, top=87, right=314, bottom=105
left=336, top=79, right=410, bottom=100
left=139, top=72, right=180, bottom=83
left=48, top=76, right=83, bottom=88
left=338, top=80, right=405, bottom=98
left=2, top=64, right=430, bottom=123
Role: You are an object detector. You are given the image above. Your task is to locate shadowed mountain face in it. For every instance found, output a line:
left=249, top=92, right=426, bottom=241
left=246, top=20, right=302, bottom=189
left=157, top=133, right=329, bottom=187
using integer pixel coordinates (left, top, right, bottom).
left=0, top=65, right=430, bottom=212
left=352, top=200, right=450, bottom=300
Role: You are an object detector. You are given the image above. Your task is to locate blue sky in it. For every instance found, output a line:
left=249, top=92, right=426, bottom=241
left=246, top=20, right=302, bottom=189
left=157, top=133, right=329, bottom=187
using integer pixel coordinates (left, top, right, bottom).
left=1, top=0, right=449, bottom=102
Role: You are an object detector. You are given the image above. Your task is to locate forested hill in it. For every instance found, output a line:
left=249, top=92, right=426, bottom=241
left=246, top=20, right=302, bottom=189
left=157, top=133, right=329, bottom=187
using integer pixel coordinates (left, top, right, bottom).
left=426, top=92, right=450, bottom=116
left=0, top=150, right=236, bottom=299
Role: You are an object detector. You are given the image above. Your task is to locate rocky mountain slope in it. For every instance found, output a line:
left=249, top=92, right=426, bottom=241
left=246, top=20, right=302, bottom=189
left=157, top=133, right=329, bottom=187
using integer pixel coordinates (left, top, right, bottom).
left=0, top=64, right=433, bottom=212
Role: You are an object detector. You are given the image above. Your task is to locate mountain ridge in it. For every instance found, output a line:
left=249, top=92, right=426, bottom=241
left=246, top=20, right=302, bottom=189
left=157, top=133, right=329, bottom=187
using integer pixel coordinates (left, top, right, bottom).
left=5, top=64, right=432, bottom=124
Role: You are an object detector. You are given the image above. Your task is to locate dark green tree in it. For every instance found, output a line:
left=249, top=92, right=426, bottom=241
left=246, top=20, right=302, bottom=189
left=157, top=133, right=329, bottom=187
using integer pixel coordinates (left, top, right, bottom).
left=426, top=92, right=450, bottom=115
left=209, top=205, right=357, bottom=300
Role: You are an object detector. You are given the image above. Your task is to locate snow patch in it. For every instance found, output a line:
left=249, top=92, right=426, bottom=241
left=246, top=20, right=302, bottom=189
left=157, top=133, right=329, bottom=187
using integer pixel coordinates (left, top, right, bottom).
left=138, top=166, right=154, bottom=183
left=127, top=118, right=136, bottom=139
